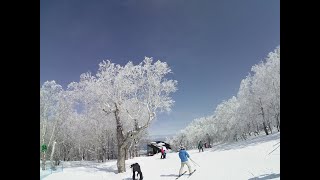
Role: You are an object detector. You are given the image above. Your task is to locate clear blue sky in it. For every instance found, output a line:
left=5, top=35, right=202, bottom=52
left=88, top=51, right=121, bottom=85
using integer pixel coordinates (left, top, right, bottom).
left=40, top=0, right=279, bottom=136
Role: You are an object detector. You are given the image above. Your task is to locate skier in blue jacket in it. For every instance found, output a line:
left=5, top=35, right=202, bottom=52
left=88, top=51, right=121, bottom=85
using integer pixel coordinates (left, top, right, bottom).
left=178, top=146, right=193, bottom=176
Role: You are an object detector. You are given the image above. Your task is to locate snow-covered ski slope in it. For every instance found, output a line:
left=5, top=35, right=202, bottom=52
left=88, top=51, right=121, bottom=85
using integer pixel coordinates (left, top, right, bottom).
left=43, top=132, right=280, bottom=180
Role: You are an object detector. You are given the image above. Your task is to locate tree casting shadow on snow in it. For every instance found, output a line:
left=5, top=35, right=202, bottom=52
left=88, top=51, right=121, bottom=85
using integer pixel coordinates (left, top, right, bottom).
left=210, top=133, right=280, bottom=152
left=248, top=173, right=280, bottom=180
left=62, top=161, right=118, bottom=173
left=122, top=176, right=144, bottom=180
left=90, top=166, right=118, bottom=173
left=160, top=173, right=179, bottom=177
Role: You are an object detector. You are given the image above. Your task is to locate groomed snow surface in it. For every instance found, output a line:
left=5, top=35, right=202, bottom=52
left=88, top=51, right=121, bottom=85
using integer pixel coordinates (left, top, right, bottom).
left=42, top=132, right=280, bottom=180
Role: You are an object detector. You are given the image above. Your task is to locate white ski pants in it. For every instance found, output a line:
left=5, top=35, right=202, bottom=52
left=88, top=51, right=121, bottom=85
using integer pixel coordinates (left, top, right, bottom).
left=179, top=161, right=192, bottom=175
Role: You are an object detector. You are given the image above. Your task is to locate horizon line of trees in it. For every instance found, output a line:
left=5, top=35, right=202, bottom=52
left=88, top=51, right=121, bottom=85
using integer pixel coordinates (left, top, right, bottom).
left=40, top=46, right=279, bottom=172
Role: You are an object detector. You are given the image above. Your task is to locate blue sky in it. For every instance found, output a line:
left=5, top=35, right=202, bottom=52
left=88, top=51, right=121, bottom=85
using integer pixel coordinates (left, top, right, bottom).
left=40, top=0, right=279, bottom=136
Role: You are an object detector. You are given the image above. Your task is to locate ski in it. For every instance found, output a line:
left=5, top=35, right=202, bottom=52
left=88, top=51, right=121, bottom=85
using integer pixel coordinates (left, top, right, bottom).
left=175, top=171, right=187, bottom=179
left=187, top=169, right=196, bottom=178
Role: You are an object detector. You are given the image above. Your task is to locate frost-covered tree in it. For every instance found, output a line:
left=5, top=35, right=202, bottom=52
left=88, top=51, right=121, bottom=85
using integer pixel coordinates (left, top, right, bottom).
left=40, top=81, right=70, bottom=170
left=66, top=75, right=117, bottom=162
left=170, top=46, right=280, bottom=145
left=40, top=57, right=177, bottom=173
left=235, top=75, right=262, bottom=139
left=73, top=57, right=177, bottom=172
left=251, top=46, right=280, bottom=135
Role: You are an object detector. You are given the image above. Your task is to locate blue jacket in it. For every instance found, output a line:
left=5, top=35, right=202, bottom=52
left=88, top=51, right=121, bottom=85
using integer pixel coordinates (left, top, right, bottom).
left=178, top=149, right=190, bottom=162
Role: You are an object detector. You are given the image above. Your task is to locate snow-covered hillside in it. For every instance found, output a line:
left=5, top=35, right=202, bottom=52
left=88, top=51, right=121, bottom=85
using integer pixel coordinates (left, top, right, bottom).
left=42, top=132, right=280, bottom=180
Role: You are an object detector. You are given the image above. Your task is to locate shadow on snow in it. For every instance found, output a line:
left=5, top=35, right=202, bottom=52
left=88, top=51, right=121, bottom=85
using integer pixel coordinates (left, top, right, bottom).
left=210, top=132, right=280, bottom=152
left=248, top=173, right=280, bottom=180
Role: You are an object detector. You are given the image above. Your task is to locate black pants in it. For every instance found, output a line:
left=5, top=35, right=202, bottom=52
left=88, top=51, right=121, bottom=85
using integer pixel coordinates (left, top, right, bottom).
left=131, top=163, right=143, bottom=180
left=133, top=170, right=143, bottom=180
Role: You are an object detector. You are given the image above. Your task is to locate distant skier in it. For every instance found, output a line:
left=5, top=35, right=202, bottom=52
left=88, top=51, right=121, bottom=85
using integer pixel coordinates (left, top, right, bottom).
left=162, top=146, right=167, bottom=159
left=178, top=146, right=193, bottom=176
left=130, top=163, right=143, bottom=180
left=160, top=147, right=165, bottom=159
left=198, top=141, right=204, bottom=152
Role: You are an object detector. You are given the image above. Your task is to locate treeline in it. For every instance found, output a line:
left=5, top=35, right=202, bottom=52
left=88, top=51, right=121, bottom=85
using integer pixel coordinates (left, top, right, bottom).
left=168, top=47, right=280, bottom=150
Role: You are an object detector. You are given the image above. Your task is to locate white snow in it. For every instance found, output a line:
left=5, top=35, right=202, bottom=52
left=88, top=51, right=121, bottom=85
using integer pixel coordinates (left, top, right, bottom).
left=42, top=132, right=280, bottom=180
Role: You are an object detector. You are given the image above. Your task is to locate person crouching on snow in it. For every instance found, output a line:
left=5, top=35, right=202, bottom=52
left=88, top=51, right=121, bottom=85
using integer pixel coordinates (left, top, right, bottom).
left=130, top=163, right=143, bottom=180
left=178, top=146, right=193, bottom=176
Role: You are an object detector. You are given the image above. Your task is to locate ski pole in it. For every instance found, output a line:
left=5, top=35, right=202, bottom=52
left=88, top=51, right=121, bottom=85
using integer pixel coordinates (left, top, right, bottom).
left=189, top=158, right=200, bottom=167
left=190, top=160, right=198, bottom=167
left=190, top=159, right=200, bottom=167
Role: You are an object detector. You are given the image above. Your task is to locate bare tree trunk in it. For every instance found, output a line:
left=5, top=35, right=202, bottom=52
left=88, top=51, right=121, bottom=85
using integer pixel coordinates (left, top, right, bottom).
left=134, top=144, right=138, bottom=157
left=259, top=98, right=269, bottom=135
left=110, top=103, right=154, bottom=173
left=262, top=122, right=269, bottom=135
left=127, top=139, right=135, bottom=159
left=117, top=144, right=126, bottom=173
left=266, top=109, right=273, bottom=134
left=107, top=136, right=110, bottom=160
left=111, top=137, right=115, bottom=159
left=276, top=113, right=280, bottom=131
left=206, top=133, right=211, bottom=146
left=111, top=149, right=114, bottom=159
left=256, top=124, right=259, bottom=135
left=268, top=121, right=273, bottom=134
left=48, top=120, right=58, bottom=148
left=124, top=146, right=128, bottom=160
left=50, top=141, right=57, bottom=170
left=247, top=123, right=251, bottom=136
left=133, top=120, right=139, bottom=157
left=41, top=119, right=47, bottom=171
left=114, top=104, right=126, bottom=173
left=78, top=144, right=81, bottom=160
left=103, top=147, right=106, bottom=162
left=82, top=150, right=85, bottom=161
left=42, top=152, right=46, bottom=170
